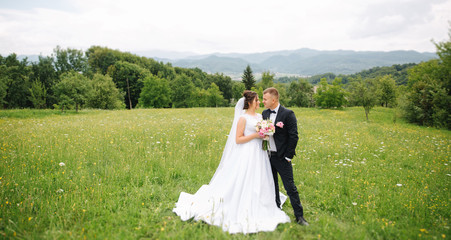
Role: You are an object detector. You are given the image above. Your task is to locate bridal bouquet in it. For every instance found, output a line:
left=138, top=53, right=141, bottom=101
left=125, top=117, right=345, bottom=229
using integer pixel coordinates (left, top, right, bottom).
left=255, top=120, right=275, bottom=150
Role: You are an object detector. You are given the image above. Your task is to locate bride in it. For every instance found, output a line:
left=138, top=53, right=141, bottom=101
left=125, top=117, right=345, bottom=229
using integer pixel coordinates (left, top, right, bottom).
left=173, top=90, right=290, bottom=234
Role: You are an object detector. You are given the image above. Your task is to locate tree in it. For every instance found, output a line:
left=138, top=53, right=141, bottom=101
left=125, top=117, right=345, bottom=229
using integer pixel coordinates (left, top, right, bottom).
left=402, top=59, right=450, bottom=128
left=28, top=80, right=47, bottom=109
left=86, top=73, right=124, bottom=109
left=1, top=54, right=32, bottom=108
left=288, top=78, right=314, bottom=107
left=349, top=77, right=377, bottom=121
left=242, top=65, right=255, bottom=90
left=314, top=78, right=329, bottom=108
left=433, top=27, right=451, bottom=93
left=191, top=87, right=209, bottom=107
left=206, top=83, right=225, bottom=107
left=171, top=74, right=195, bottom=108
left=138, top=75, right=172, bottom=108
left=86, top=46, right=119, bottom=75
left=376, top=75, right=397, bottom=107
left=400, top=26, right=450, bottom=129
left=30, top=56, right=58, bottom=107
left=274, top=83, right=289, bottom=107
left=206, top=73, right=233, bottom=102
left=107, top=61, right=149, bottom=109
left=53, top=71, right=91, bottom=112
left=329, top=78, right=347, bottom=108
left=314, top=78, right=347, bottom=108
left=260, top=71, right=274, bottom=90
left=232, top=81, right=245, bottom=101
left=53, top=46, right=87, bottom=75
left=0, top=67, right=7, bottom=108
left=250, top=86, right=263, bottom=102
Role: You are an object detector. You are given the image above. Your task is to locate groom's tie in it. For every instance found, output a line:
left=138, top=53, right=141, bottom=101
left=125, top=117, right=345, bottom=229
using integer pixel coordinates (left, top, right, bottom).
left=270, top=110, right=276, bottom=114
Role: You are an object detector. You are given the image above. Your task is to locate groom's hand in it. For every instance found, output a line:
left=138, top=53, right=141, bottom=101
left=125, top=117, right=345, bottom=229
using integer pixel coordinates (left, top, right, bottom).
left=285, top=157, right=291, bottom=162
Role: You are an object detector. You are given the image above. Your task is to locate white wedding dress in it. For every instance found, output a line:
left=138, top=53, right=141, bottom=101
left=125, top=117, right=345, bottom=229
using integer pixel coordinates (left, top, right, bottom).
left=173, top=98, right=290, bottom=234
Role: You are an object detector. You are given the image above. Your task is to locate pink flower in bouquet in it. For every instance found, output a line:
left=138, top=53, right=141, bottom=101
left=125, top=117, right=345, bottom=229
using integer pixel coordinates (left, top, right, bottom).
left=276, top=121, right=284, bottom=128
left=256, top=119, right=275, bottom=150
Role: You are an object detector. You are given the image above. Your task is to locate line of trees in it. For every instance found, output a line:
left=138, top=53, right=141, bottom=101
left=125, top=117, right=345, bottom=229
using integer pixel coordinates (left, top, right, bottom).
left=0, top=30, right=449, bottom=129
left=0, top=46, right=243, bottom=111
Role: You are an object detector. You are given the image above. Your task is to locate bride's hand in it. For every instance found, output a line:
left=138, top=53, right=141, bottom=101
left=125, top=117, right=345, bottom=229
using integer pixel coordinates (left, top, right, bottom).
left=254, top=133, right=264, bottom=139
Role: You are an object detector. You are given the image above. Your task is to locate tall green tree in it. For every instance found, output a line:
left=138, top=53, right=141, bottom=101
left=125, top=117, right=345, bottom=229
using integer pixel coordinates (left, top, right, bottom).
left=171, top=74, right=195, bottom=108
left=329, top=78, right=347, bottom=108
left=250, top=86, right=263, bottom=102
left=53, top=46, right=87, bottom=75
left=107, top=61, right=149, bottom=109
left=206, top=73, right=233, bottom=102
left=0, top=66, right=8, bottom=108
left=30, top=56, right=58, bottom=107
left=1, top=54, right=32, bottom=108
left=86, top=74, right=124, bottom=109
left=314, top=78, right=329, bottom=108
left=232, top=81, right=245, bottom=101
left=376, top=75, right=397, bottom=107
left=139, top=75, right=172, bottom=108
left=433, top=27, right=451, bottom=93
left=349, top=77, right=377, bottom=121
left=274, top=83, right=289, bottom=106
left=403, top=60, right=450, bottom=128
left=314, top=78, right=347, bottom=108
left=85, top=46, right=119, bottom=75
left=401, top=27, right=450, bottom=129
left=28, top=80, right=47, bottom=109
left=288, top=78, right=314, bottom=107
left=242, top=65, right=255, bottom=90
left=260, top=71, right=274, bottom=90
left=206, top=83, right=225, bottom=107
left=53, top=71, right=91, bottom=112
left=190, top=87, right=208, bottom=107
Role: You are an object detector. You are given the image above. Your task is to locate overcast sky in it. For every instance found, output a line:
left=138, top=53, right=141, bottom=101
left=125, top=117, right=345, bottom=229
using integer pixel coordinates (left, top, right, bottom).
left=0, top=0, right=450, bottom=57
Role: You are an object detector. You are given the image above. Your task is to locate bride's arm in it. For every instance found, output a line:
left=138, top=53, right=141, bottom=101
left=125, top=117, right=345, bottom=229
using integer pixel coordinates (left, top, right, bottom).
left=236, top=117, right=260, bottom=144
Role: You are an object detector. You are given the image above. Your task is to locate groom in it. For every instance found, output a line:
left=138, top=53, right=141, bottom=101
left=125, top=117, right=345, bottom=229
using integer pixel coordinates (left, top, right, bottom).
left=262, top=87, right=309, bottom=226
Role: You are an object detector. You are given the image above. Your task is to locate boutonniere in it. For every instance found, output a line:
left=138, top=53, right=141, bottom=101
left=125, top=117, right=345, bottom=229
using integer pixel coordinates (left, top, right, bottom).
left=276, top=121, right=284, bottom=128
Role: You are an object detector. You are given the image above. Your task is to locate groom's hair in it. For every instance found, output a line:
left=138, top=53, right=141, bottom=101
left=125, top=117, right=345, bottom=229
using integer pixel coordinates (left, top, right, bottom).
left=263, top=87, right=279, bottom=100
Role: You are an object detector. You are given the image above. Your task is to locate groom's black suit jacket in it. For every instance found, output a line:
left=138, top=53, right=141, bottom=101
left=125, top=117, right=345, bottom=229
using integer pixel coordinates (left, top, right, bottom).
left=262, top=106, right=299, bottom=160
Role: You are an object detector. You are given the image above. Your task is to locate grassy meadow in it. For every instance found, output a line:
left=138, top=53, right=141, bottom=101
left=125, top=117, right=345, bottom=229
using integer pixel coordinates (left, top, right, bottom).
left=0, top=107, right=449, bottom=239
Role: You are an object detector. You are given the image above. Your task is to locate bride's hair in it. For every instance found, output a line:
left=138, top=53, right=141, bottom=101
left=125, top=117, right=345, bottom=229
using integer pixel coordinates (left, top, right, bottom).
left=243, top=90, right=257, bottom=109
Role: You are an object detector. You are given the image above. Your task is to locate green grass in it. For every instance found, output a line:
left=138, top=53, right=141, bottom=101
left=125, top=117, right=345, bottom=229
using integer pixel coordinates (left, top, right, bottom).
left=0, top=109, right=102, bottom=119
left=0, top=107, right=449, bottom=239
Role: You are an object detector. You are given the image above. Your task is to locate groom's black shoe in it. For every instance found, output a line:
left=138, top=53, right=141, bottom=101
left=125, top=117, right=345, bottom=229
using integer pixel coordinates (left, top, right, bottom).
left=296, top=216, right=309, bottom=226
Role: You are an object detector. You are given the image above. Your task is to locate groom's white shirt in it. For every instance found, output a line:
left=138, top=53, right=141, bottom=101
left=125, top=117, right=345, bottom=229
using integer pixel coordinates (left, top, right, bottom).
left=269, top=104, right=280, bottom=152
left=269, top=104, right=292, bottom=162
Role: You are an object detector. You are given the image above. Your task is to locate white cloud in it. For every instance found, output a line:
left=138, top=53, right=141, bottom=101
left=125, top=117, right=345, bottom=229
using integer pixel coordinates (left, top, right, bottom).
left=0, top=0, right=449, bottom=56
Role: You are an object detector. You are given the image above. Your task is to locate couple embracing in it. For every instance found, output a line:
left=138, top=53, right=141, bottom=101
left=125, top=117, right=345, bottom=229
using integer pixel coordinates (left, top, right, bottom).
left=173, top=87, right=308, bottom=234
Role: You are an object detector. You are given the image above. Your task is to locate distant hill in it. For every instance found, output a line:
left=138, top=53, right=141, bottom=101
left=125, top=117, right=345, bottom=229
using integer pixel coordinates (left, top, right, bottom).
left=156, top=48, right=437, bottom=77
left=15, top=48, right=437, bottom=78
left=173, top=55, right=254, bottom=74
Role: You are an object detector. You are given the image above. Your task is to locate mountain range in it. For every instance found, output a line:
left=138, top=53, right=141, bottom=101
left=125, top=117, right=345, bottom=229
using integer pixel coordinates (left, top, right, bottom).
left=140, top=48, right=437, bottom=79
left=17, top=48, right=437, bottom=80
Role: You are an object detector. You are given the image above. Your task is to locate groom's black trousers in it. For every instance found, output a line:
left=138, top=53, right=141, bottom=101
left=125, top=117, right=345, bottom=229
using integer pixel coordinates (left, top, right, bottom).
left=269, top=152, right=304, bottom=218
